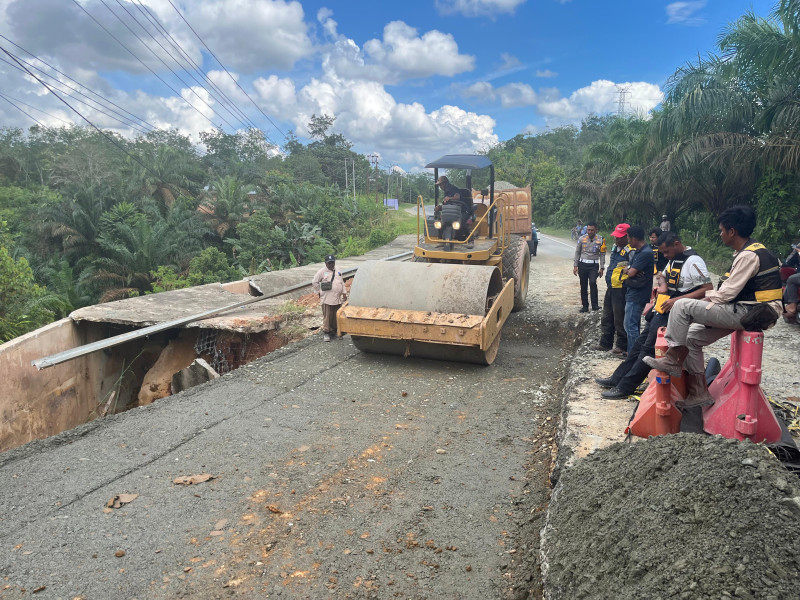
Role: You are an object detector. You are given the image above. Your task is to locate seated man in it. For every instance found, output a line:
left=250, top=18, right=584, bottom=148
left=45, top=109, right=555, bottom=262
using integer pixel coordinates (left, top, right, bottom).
left=597, top=231, right=712, bottom=404
left=435, top=175, right=474, bottom=248
left=644, top=206, right=783, bottom=407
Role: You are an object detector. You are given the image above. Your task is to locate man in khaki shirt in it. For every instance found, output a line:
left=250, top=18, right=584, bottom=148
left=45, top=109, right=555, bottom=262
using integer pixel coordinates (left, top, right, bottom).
left=644, top=206, right=783, bottom=407
left=312, top=255, right=347, bottom=341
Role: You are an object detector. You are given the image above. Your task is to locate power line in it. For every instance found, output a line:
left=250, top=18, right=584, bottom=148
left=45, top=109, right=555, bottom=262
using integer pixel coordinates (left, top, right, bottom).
left=129, top=0, right=262, bottom=133
left=165, top=0, right=286, bottom=140
left=70, top=0, right=226, bottom=132
left=0, top=33, right=158, bottom=131
left=0, top=91, right=73, bottom=125
left=0, top=91, right=46, bottom=128
left=98, top=0, right=238, bottom=132
left=0, top=45, right=153, bottom=173
left=0, top=53, right=151, bottom=135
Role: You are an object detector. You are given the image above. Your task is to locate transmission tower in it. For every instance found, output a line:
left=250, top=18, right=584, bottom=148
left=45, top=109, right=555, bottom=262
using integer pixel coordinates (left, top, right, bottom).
left=616, top=85, right=631, bottom=118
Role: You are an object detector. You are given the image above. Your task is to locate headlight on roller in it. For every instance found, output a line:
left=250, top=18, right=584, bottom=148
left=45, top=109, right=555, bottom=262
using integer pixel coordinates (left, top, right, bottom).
left=452, top=221, right=461, bottom=230
left=434, top=220, right=442, bottom=229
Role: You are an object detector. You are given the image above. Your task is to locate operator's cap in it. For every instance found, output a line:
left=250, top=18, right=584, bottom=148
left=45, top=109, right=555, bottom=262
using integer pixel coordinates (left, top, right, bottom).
left=610, top=223, right=630, bottom=238
left=662, top=214, right=668, bottom=219
left=325, top=254, right=336, bottom=263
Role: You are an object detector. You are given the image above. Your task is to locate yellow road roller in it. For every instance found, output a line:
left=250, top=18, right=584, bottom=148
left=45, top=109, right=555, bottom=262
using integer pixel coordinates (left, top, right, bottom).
left=337, top=155, right=530, bottom=365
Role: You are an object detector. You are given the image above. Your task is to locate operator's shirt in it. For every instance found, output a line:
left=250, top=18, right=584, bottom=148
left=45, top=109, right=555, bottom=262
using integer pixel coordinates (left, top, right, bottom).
left=574, top=234, right=606, bottom=267
left=704, top=249, right=783, bottom=315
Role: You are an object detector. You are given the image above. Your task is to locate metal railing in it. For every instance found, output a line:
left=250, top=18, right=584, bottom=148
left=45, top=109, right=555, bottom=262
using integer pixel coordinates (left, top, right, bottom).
left=32, top=251, right=413, bottom=370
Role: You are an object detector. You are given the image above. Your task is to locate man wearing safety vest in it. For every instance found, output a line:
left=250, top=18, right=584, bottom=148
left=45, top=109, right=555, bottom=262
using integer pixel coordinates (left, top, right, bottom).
left=644, top=206, right=783, bottom=407
left=594, top=223, right=631, bottom=354
left=597, top=231, right=712, bottom=404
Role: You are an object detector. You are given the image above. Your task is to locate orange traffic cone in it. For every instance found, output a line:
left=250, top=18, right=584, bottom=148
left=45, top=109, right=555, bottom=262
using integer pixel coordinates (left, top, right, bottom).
left=628, top=327, right=683, bottom=438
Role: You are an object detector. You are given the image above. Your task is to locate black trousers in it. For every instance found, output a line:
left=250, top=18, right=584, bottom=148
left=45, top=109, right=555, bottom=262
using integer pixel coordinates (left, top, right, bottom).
left=599, top=287, right=627, bottom=350
left=578, top=262, right=600, bottom=309
left=609, top=312, right=670, bottom=393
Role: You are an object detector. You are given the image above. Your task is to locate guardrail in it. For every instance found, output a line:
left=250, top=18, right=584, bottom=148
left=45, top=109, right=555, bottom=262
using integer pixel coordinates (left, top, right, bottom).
left=32, top=251, right=413, bottom=370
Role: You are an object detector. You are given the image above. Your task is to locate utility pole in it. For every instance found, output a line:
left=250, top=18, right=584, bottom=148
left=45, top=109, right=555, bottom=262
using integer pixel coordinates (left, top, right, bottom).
left=367, top=153, right=379, bottom=204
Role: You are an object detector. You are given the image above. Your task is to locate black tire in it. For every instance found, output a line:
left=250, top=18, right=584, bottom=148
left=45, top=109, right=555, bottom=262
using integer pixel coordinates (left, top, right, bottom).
left=502, top=235, right=530, bottom=312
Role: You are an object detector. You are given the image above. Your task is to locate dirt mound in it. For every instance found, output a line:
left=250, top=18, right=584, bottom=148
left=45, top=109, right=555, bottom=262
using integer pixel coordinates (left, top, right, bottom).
left=542, top=434, right=800, bottom=600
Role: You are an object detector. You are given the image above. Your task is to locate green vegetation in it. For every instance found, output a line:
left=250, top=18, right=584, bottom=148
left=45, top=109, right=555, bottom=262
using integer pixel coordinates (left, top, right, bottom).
left=0, top=115, right=425, bottom=338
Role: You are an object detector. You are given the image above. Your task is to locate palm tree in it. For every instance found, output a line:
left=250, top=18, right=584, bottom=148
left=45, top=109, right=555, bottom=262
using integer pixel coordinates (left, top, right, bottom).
left=199, top=176, right=252, bottom=239
left=88, top=216, right=195, bottom=302
left=626, top=1, right=800, bottom=217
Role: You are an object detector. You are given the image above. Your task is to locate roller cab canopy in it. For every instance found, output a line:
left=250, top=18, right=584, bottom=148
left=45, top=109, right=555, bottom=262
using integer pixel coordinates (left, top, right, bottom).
left=425, top=155, right=493, bottom=170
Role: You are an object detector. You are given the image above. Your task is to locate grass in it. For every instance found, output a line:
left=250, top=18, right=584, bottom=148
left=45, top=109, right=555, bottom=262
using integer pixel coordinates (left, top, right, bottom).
left=276, top=300, right=306, bottom=319
left=539, top=226, right=573, bottom=239
left=388, top=204, right=425, bottom=235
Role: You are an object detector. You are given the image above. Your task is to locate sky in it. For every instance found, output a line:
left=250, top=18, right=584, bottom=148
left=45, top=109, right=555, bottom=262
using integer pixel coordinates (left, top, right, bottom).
left=0, top=0, right=777, bottom=170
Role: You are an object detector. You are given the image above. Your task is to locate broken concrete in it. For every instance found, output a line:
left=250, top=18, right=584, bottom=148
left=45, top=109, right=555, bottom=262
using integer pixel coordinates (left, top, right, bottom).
left=170, top=358, right=219, bottom=395
left=137, top=333, right=201, bottom=406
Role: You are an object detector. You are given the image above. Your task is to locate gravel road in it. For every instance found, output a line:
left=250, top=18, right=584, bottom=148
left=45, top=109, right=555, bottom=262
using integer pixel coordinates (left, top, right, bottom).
left=0, top=254, right=579, bottom=599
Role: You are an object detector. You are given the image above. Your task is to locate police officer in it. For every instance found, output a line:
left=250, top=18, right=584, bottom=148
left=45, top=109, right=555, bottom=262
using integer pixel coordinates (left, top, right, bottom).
left=573, top=221, right=606, bottom=312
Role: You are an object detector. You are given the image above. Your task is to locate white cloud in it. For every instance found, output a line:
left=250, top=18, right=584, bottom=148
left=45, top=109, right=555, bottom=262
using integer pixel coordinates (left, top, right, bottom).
left=319, top=17, right=474, bottom=84
left=435, top=0, right=527, bottom=17
left=665, top=1, right=706, bottom=26
left=535, top=69, right=558, bottom=78
left=462, top=81, right=537, bottom=108
left=499, top=53, right=521, bottom=70
left=181, top=0, right=313, bottom=72
left=253, top=71, right=497, bottom=165
left=0, top=0, right=313, bottom=75
left=536, top=79, right=663, bottom=124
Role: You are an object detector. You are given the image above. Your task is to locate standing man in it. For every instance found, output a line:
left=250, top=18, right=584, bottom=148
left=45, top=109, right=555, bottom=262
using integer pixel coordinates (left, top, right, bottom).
left=644, top=206, right=783, bottom=407
left=621, top=225, right=654, bottom=353
left=650, top=228, right=668, bottom=272
left=573, top=221, right=606, bottom=313
left=312, top=254, right=347, bottom=342
left=660, top=214, right=671, bottom=232
left=529, top=222, right=538, bottom=257
left=594, top=223, right=630, bottom=354
left=598, top=231, right=712, bottom=401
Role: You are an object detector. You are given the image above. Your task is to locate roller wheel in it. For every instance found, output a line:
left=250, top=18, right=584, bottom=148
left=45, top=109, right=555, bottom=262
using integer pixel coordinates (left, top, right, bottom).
left=502, top=234, right=530, bottom=312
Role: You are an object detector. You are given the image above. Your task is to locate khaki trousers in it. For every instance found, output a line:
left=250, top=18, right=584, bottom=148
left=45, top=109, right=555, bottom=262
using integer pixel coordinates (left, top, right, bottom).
left=663, top=298, right=748, bottom=374
left=322, top=303, right=341, bottom=335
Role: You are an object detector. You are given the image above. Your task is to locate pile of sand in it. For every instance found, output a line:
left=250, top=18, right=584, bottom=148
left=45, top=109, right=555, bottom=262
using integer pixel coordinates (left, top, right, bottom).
left=542, top=434, right=800, bottom=599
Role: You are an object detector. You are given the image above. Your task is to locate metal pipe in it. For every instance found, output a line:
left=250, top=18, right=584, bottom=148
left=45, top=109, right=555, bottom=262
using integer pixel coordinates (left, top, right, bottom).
left=31, top=251, right=413, bottom=370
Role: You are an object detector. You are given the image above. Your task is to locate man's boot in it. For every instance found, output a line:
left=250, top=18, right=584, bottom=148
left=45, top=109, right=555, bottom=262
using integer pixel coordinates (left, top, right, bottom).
left=676, top=373, right=714, bottom=409
left=642, top=346, right=689, bottom=377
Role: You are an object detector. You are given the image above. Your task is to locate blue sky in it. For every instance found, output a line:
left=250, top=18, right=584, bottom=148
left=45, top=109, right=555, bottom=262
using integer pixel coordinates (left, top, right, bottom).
left=0, top=0, right=776, bottom=169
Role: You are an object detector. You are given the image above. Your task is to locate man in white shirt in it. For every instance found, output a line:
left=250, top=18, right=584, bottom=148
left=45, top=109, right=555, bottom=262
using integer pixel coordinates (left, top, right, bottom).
left=312, top=255, right=348, bottom=341
left=644, top=206, right=783, bottom=407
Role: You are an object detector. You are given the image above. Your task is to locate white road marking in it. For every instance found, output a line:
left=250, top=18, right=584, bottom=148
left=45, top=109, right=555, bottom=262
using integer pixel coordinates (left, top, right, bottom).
left=540, top=234, right=575, bottom=249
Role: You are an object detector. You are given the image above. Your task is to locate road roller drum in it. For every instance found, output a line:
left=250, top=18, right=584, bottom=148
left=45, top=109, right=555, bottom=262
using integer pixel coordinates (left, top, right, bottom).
left=337, top=261, right=514, bottom=365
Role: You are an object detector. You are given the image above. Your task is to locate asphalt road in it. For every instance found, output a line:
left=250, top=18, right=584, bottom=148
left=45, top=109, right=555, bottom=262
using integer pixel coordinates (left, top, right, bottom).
left=536, top=234, right=576, bottom=261
left=0, top=256, right=580, bottom=599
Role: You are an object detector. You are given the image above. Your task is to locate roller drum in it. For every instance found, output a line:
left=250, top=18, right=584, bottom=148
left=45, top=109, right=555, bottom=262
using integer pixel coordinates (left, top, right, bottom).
left=348, top=261, right=503, bottom=316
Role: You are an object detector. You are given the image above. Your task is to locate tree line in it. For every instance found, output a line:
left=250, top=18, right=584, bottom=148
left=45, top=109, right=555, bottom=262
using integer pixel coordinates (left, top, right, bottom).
left=0, top=116, right=432, bottom=341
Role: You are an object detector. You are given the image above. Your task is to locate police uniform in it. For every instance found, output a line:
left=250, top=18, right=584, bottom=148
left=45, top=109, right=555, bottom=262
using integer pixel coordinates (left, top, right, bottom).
left=574, top=233, right=606, bottom=311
